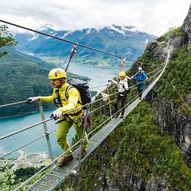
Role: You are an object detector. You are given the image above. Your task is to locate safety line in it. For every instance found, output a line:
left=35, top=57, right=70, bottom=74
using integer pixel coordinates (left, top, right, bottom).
left=0, top=118, right=53, bottom=141
left=0, top=129, right=56, bottom=158
left=15, top=45, right=171, bottom=191
left=169, top=81, right=191, bottom=113
left=14, top=69, right=162, bottom=190
left=0, top=19, right=128, bottom=60
left=89, top=100, right=115, bottom=115
left=1, top=102, right=113, bottom=158
left=0, top=100, right=26, bottom=108
left=88, top=93, right=142, bottom=137
left=13, top=91, right=142, bottom=190
left=0, top=68, right=162, bottom=142
left=0, top=66, right=162, bottom=110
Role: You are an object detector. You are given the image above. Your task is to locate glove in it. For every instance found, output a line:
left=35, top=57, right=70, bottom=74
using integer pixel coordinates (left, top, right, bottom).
left=26, top=97, right=39, bottom=104
left=50, top=109, right=62, bottom=120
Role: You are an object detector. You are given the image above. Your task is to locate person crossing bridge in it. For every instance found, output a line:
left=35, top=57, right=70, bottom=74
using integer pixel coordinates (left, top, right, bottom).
left=26, top=68, right=89, bottom=167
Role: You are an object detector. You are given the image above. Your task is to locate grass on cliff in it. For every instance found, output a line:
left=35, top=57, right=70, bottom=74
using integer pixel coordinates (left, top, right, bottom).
left=113, top=102, right=191, bottom=190
left=156, top=45, right=191, bottom=115
left=157, top=27, right=185, bottom=42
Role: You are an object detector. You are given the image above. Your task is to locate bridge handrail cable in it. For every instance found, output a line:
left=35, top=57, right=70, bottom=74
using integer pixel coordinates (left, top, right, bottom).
left=0, top=68, right=163, bottom=142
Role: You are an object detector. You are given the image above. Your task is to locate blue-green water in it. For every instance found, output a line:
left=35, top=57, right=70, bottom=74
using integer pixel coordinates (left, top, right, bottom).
left=0, top=110, right=75, bottom=158
left=0, top=63, right=131, bottom=158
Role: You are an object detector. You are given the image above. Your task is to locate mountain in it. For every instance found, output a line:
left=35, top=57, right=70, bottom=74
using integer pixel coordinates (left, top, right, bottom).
left=57, top=7, right=191, bottom=191
left=14, top=25, right=155, bottom=66
left=1, top=11, right=191, bottom=191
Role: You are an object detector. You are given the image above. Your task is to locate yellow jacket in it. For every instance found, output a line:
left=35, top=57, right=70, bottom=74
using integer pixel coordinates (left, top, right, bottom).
left=39, top=82, right=82, bottom=115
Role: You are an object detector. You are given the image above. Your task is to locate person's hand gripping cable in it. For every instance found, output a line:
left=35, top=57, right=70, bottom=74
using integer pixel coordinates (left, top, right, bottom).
left=50, top=108, right=63, bottom=120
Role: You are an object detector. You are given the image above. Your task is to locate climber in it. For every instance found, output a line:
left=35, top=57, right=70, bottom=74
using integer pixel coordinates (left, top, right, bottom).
left=26, top=68, right=88, bottom=167
left=131, top=66, right=148, bottom=100
left=109, top=71, right=131, bottom=118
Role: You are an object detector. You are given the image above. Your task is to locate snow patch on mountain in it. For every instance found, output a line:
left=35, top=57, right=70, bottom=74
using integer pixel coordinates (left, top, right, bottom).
left=108, top=25, right=125, bottom=35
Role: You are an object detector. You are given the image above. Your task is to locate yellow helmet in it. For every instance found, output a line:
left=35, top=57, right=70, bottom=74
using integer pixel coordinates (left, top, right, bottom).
left=48, top=68, right=67, bottom=80
left=119, top=71, right=126, bottom=77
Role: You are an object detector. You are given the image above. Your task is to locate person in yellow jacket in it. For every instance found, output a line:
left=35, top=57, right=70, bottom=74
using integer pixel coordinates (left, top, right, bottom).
left=26, top=68, right=88, bottom=167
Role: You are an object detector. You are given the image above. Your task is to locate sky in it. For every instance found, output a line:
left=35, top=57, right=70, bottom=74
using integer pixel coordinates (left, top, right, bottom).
left=0, top=0, right=190, bottom=36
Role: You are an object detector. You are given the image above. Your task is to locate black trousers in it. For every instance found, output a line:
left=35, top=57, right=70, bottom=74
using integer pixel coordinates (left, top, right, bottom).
left=114, top=93, right=127, bottom=116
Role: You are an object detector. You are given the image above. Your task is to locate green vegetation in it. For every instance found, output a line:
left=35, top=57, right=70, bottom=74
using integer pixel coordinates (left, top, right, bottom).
left=0, top=163, right=17, bottom=191
left=113, top=102, right=191, bottom=190
left=1, top=21, right=191, bottom=191
left=156, top=46, right=191, bottom=114
left=0, top=25, right=17, bottom=57
left=57, top=26, right=191, bottom=191
left=0, top=161, right=51, bottom=191
left=58, top=102, right=191, bottom=191
left=157, top=27, right=185, bottom=42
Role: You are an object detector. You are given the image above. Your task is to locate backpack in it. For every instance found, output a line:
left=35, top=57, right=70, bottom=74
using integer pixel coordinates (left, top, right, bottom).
left=117, top=78, right=130, bottom=93
left=66, top=79, right=92, bottom=106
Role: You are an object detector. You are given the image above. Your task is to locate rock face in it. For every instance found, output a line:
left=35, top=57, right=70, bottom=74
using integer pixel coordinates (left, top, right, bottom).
left=154, top=99, right=191, bottom=167
left=106, top=169, right=170, bottom=191
left=144, top=40, right=168, bottom=62
left=182, top=4, right=191, bottom=53
left=146, top=32, right=191, bottom=167
left=107, top=33, right=191, bottom=190
left=148, top=10, right=191, bottom=167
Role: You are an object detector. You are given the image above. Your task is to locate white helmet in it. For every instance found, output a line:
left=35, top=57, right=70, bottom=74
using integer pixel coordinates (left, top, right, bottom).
left=138, top=66, right=142, bottom=70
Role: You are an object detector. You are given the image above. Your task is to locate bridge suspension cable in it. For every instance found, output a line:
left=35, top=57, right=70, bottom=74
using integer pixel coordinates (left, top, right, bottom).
left=0, top=67, right=162, bottom=148
left=0, top=129, right=56, bottom=158
left=0, top=18, right=173, bottom=190
left=0, top=65, right=165, bottom=191
left=0, top=66, right=163, bottom=146
left=14, top=83, right=149, bottom=191
left=0, top=64, right=166, bottom=191
left=169, top=81, right=191, bottom=113
left=0, top=65, right=163, bottom=111
left=0, top=19, right=134, bottom=60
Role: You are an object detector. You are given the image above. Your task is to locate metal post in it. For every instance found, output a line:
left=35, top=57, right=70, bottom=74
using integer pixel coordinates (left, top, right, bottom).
left=38, top=101, right=54, bottom=161
left=78, top=108, right=88, bottom=167
left=107, top=84, right=113, bottom=120
left=120, top=58, right=126, bottom=71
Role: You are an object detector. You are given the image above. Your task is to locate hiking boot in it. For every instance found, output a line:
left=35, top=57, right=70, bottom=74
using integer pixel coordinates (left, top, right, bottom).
left=81, top=148, right=87, bottom=158
left=120, top=115, right=124, bottom=119
left=57, top=155, right=73, bottom=167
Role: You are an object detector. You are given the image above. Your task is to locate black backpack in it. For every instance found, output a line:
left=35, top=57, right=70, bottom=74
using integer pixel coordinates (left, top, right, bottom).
left=66, top=79, right=91, bottom=106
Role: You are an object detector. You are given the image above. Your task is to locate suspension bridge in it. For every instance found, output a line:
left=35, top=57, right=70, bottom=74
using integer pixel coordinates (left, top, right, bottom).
left=0, top=19, right=173, bottom=191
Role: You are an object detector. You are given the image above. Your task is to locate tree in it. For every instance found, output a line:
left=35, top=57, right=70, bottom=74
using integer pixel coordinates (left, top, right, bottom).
left=0, top=25, right=17, bottom=57
left=0, top=163, right=17, bottom=191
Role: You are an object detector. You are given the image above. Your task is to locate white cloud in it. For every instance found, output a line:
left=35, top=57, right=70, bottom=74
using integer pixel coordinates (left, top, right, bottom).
left=0, top=0, right=190, bottom=35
